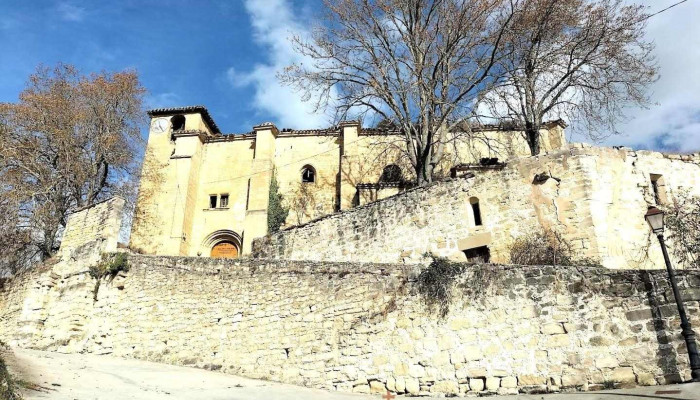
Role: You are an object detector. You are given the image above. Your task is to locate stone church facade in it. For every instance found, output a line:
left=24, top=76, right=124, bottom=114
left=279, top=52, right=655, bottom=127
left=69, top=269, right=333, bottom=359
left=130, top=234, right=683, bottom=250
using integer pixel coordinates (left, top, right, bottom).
left=130, top=106, right=566, bottom=258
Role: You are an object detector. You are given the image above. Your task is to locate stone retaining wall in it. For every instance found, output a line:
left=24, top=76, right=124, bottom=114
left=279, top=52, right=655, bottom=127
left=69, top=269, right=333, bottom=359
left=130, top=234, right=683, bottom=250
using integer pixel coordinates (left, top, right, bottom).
left=2, top=253, right=699, bottom=396
left=253, top=145, right=700, bottom=270
left=59, top=197, right=125, bottom=256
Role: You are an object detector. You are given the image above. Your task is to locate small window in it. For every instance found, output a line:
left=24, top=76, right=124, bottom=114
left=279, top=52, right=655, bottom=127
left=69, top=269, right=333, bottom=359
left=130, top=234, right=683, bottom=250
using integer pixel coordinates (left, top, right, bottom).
left=650, top=174, right=667, bottom=205
left=379, top=164, right=403, bottom=183
left=209, top=195, right=217, bottom=209
left=301, top=165, right=316, bottom=183
left=464, top=246, right=490, bottom=263
left=470, top=197, right=483, bottom=226
left=171, top=114, right=186, bottom=131
left=220, top=194, right=229, bottom=208
left=245, top=179, right=251, bottom=210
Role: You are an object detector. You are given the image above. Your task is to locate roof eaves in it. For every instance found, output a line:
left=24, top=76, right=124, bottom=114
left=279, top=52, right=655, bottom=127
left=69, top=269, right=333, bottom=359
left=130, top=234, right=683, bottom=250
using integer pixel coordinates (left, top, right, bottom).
left=147, top=105, right=221, bottom=134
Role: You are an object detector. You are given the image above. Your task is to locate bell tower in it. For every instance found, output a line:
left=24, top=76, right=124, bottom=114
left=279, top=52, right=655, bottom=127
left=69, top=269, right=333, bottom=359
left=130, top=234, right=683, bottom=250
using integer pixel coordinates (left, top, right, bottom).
left=130, top=106, right=220, bottom=255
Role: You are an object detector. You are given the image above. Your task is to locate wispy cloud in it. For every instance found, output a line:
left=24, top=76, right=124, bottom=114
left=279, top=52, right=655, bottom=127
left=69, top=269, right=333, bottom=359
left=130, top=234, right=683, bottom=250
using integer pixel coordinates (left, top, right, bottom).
left=588, top=1, right=700, bottom=152
left=227, top=0, right=330, bottom=129
left=146, top=92, right=182, bottom=109
left=57, top=2, right=86, bottom=22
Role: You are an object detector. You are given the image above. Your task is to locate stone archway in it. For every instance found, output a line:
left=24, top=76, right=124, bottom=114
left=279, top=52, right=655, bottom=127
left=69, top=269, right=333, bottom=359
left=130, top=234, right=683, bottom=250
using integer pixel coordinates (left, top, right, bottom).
left=202, top=230, right=242, bottom=259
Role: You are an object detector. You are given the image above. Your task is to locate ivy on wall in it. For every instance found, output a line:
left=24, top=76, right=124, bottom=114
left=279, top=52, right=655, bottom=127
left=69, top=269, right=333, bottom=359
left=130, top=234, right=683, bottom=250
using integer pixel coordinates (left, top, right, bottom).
left=267, top=171, right=289, bottom=234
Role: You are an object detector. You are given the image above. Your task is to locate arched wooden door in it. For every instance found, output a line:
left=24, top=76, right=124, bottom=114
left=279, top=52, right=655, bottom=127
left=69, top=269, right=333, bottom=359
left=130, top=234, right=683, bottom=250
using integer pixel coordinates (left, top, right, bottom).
left=211, top=241, right=239, bottom=258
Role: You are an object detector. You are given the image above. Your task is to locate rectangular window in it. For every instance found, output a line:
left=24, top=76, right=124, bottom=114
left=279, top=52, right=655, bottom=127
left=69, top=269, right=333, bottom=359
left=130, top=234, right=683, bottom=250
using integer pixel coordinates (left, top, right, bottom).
left=471, top=202, right=482, bottom=226
left=220, top=194, right=229, bottom=208
left=245, top=179, right=251, bottom=210
left=209, top=195, right=217, bottom=209
left=464, top=246, right=491, bottom=263
left=650, top=174, right=667, bottom=205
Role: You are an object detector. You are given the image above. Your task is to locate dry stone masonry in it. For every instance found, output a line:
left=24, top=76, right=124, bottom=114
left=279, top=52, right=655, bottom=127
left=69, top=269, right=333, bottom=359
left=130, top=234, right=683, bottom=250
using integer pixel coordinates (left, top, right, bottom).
left=1, top=252, right=699, bottom=396
left=3, top=142, right=700, bottom=397
left=253, top=145, right=700, bottom=270
left=59, top=197, right=125, bottom=257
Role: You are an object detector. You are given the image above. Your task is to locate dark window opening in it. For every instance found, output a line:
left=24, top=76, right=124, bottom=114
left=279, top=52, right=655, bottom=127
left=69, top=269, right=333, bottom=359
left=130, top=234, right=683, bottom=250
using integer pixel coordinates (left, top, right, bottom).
left=351, top=190, right=360, bottom=207
left=335, top=172, right=341, bottom=212
left=470, top=197, right=482, bottom=226
left=302, top=165, right=316, bottom=183
left=650, top=174, right=667, bottom=205
left=171, top=114, right=186, bottom=131
left=464, top=246, right=490, bottom=263
left=245, top=179, right=251, bottom=210
left=209, top=195, right=217, bottom=209
left=379, top=164, right=403, bottom=183
left=220, top=194, right=229, bottom=208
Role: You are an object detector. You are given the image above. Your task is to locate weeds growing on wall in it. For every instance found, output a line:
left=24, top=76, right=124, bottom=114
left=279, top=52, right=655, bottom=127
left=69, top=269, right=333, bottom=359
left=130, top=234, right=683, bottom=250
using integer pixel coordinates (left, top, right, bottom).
left=267, top=170, right=289, bottom=234
left=417, top=256, right=503, bottom=317
left=417, top=257, right=465, bottom=318
left=509, top=229, right=600, bottom=267
left=89, top=253, right=129, bottom=301
left=0, top=341, right=22, bottom=400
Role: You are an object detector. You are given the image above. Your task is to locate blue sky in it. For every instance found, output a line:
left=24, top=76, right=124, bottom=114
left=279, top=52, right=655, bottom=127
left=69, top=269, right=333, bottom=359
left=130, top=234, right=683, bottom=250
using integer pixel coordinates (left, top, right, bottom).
left=1, top=0, right=699, bottom=151
left=0, top=0, right=323, bottom=134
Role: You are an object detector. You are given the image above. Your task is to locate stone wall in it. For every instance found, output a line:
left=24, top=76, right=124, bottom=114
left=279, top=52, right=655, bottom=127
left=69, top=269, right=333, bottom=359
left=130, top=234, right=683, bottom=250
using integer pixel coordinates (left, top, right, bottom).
left=2, top=252, right=699, bottom=396
left=253, top=145, right=700, bottom=270
left=59, top=197, right=125, bottom=256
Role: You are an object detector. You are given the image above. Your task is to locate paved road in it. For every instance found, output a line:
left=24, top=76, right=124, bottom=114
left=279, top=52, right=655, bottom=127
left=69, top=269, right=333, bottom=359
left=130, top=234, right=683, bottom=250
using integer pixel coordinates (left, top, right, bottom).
left=5, top=348, right=700, bottom=400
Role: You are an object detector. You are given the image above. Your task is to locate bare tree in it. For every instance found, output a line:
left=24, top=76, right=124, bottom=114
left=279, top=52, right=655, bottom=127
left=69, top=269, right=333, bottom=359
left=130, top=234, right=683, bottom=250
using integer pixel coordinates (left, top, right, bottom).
left=281, top=0, right=516, bottom=185
left=0, top=64, right=145, bottom=273
left=665, top=192, right=700, bottom=269
left=478, top=0, right=658, bottom=155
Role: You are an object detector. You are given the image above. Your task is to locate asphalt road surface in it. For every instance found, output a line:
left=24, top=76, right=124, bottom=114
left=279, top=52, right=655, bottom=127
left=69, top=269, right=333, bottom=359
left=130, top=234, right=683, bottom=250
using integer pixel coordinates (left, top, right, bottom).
left=5, top=348, right=700, bottom=400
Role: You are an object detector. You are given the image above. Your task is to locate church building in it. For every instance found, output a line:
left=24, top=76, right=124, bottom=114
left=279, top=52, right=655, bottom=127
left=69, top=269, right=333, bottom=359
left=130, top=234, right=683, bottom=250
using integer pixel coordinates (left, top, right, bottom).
left=129, top=106, right=567, bottom=258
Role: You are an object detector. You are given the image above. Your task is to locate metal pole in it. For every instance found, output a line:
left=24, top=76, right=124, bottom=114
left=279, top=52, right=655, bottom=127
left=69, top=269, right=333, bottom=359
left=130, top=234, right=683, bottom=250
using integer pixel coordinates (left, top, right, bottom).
left=657, top=233, right=700, bottom=381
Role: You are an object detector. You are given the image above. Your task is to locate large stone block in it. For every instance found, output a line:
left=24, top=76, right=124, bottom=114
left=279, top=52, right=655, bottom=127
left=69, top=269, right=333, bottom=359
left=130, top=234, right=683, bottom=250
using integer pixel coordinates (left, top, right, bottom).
left=405, top=378, right=420, bottom=395
left=469, top=378, right=485, bottom=391
left=518, top=375, right=546, bottom=386
left=485, top=377, right=500, bottom=390
left=432, top=380, right=459, bottom=395
left=611, top=367, right=636, bottom=384
left=562, top=370, right=587, bottom=387
left=541, top=323, right=566, bottom=335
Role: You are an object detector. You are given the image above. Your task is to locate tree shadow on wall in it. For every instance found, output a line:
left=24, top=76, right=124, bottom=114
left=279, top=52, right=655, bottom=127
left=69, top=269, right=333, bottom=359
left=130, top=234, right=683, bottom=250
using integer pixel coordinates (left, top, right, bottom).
left=640, top=272, right=683, bottom=384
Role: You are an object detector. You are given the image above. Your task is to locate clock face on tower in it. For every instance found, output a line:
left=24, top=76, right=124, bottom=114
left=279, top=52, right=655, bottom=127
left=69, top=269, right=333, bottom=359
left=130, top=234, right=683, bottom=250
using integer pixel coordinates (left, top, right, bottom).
left=152, top=118, right=170, bottom=134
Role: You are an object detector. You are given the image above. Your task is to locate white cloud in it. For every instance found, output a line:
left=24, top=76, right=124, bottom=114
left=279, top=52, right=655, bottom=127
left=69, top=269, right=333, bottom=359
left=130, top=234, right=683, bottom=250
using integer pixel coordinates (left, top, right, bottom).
left=230, top=0, right=331, bottom=129
left=146, top=92, right=182, bottom=109
left=57, top=2, right=86, bottom=22
left=233, top=0, right=700, bottom=149
left=590, top=1, right=700, bottom=152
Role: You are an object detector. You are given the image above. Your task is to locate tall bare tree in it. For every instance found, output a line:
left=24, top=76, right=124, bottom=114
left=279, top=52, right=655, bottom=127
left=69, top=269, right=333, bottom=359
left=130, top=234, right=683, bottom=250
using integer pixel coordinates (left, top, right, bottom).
left=665, top=192, right=700, bottom=269
left=478, top=0, right=658, bottom=155
left=0, top=64, right=145, bottom=273
left=281, top=0, right=516, bottom=185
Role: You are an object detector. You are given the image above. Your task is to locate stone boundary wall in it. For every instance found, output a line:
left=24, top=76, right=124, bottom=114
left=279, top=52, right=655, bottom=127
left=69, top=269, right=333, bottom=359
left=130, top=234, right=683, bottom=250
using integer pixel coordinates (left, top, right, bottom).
left=253, top=145, right=700, bottom=270
left=59, top=197, right=125, bottom=256
left=1, top=253, right=699, bottom=396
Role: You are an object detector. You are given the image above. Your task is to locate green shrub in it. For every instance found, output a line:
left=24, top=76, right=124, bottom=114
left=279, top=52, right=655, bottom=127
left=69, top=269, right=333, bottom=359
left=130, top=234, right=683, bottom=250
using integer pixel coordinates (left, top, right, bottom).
left=89, top=253, right=129, bottom=280
left=89, top=253, right=129, bottom=301
left=267, top=171, right=289, bottom=233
